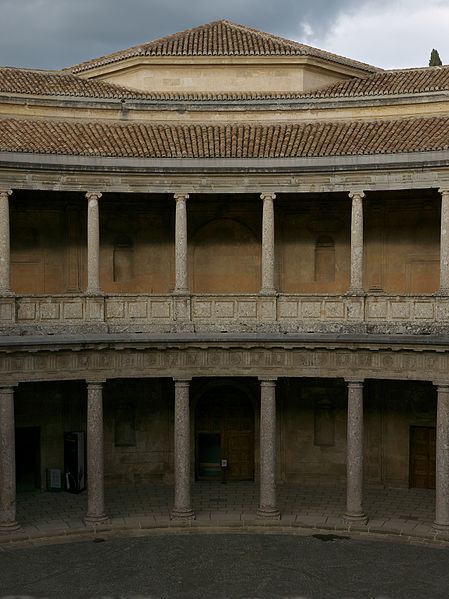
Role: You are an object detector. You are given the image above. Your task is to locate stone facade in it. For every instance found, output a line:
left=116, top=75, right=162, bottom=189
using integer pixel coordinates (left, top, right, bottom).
left=1, top=21, right=449, bottom=532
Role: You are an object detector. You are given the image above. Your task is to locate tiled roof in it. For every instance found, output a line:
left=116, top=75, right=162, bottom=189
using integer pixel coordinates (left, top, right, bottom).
left=68, top=20, right=378, bottom=74
left=3, top=64, right=448, bottom=103
left=0, top=116, right=448, bottom=158
left=304, top=65, right=449, bottom=98
left=0, top=67, right=146, bottom=99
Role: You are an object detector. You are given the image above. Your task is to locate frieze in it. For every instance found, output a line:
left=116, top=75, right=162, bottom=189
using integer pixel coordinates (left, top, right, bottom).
left=0, top=343, right=448, bottom=385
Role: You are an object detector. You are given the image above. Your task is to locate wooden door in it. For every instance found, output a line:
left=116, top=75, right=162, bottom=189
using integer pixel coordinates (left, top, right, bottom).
left=195, top=389, right=254, bottom=481
left=410, top=426, right=435, bottom=489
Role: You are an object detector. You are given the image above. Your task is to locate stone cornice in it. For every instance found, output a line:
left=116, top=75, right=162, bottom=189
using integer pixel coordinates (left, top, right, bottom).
left=1, top=152, right=449, bottom=194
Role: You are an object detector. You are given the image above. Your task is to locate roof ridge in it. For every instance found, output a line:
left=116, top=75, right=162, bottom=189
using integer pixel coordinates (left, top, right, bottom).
left=67, top=20, right=379, bottom=74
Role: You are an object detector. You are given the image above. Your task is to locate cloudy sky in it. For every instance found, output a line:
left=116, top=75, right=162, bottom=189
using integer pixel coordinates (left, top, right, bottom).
left=1, top=0, right=449, bottom=71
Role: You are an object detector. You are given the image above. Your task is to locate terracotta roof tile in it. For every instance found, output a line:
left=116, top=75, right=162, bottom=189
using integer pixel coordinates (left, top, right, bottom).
left=0, top=116, right=448, bottom=159
left=68, top=20, right=378, bottom=74
left=303, top=65, right=449, bottom=98
left=3, top=64, right=449, bottom=103
left=0, top=67, right=146, bottom=99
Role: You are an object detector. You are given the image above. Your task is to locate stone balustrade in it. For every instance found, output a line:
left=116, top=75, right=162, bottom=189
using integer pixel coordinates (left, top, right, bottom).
left=0, top=293, right=448, bottom=335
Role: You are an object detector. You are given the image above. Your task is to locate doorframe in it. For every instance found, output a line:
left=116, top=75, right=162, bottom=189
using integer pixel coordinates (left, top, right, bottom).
left=192, top=378, right=257, bottom=482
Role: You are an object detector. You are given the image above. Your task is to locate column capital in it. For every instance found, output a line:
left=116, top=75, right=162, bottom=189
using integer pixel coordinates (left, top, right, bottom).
left=434, top=382, right=449, bottom=390
left=260, top=192, right=276, bottom=202
left=345, top=378, right=364, bottom=386
left=0, top=189, right=12, bottom=199
left=86, top=380, right=105, bottom=388
left=0, top=385, right=16, bottom=394
left=438, top=188, right=449, bottom=197
left=259, top=378, right=277, bottom=386
left=85, top=191, right=102, bottom=202
left=174, top=193, right=189, bottom=202
left=349, top=191, right=365, bottom=200
left=173, top=378, right=191, bottom=385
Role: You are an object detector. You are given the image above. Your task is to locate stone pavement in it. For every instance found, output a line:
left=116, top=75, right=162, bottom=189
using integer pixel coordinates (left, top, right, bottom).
left=0, top=482, right=444, bottom=545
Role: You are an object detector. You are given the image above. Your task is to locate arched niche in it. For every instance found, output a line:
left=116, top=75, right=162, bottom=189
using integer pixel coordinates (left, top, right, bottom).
left=191, top=218, right=260, bottom=293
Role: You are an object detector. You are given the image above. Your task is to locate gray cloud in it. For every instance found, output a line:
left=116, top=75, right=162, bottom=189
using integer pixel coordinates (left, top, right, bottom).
left=1, top=0, right=385, bottom=69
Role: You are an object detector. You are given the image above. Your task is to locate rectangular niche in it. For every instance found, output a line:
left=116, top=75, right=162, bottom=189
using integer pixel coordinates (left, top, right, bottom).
left=114, top=403, right=136, bottom=447
left=314, top=399, right=335, bottom=446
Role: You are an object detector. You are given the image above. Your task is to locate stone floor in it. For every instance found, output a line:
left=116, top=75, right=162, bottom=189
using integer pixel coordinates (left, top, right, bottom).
left=1, top=482, right=443, bottom=544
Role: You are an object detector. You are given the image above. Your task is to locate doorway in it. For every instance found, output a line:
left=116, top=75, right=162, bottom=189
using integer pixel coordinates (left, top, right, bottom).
left=409, top=426, right=435, bottom=489
left=15, top=426, right=41, bottom=491
left=195, top=384, right=255, bottom=481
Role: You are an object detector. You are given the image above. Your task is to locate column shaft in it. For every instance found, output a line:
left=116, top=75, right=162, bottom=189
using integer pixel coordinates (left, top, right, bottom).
left=174, top=194, right=189, bottom=294
left=0, top=190, right=12, bottom=295
left=257, top=379, right=280, bottom=519
left=439, top=189, right=449, bottom=294
left=171, top=379, right=194, bottom=519
left=349, top=191, right=365, bottom=294
left=344, top=380, right=368, bottom=524
left=260, top=193, right=276, bottom=294
left=0, top=386, right=19, bottom=532
left=434, top=384, right=449, bottom=531
left=85, top=381, right=107, bottom=524
left=86, top=192, right=102, bottom=295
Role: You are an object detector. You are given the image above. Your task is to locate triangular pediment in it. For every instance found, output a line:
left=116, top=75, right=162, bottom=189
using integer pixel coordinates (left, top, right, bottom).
left=67, top=20, right=379, bottom=95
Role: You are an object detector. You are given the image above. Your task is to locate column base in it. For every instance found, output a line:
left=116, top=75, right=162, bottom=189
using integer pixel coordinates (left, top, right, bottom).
left=170, top=507, right=195, bottom=520
left=257, top=506, right=281, bottom=520
left=260, top=288, right=277, bottom=297
left=0, top=520, right=21, bottom=533
left=85, top=290, right=103, bottom=297
left=436, top=288, right=449, bottom=297
left=346, top=289, right=366, bottom=297
left=432, top=521, right=449, bottom=533
left=84, top=513, right=109, bottom=525
left=343, top=512, right=368, bottom=526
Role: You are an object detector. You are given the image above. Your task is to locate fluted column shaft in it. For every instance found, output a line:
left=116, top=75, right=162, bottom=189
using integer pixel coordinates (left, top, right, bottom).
left=86, top=192, right=102, bottom=295
left=344, top=380, right=368, bottom=524
left=85, top=381, right=108, bottom=524
left=439, top=189, right=449, bottom=294
left=261, top=193, right=276, bottom=295
left=0, top=190, right=12, bottom=296
left=434, top=384, right=449, bottom=531
left=174, top=194, right=189, bottom=294
left=0, top=386, right=19, bottom=532
left=257, top=378, right=280, bottom=519
left=171, top=379, right=194, bottom=519
left=349, top=191, right=365, bottom=294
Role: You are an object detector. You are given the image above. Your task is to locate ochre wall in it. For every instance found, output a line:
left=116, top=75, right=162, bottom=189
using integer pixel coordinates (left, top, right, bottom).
left=9, top=191, right=441, bottom=296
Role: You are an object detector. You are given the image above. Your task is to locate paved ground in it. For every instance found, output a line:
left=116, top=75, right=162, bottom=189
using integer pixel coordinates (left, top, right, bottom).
left=1, top=532, right=449, bottom=598
left=5, top=482, right=439, bottom=544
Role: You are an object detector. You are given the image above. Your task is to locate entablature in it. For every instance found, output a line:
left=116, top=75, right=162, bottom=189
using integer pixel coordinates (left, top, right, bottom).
left=0, top=152, right=449, bottom=194
left=0, top=336, right=447, bottom=386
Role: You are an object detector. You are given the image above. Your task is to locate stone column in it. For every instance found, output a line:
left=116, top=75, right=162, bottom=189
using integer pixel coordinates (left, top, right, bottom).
left=260, top=193, right=276, bottom=295
left=171, top=379, right=195, bottom=519
left=257, top=378, right=280, bottom=519
left=438, top=189, right=449, bottom=295
left=349, top=191, right=365, bottom=294
left=0, top=190, right=12, bottom=296
left=85, top=381, right=108, bottom=524
left=0, top=385, right=19, bottom=532
left=86, top=192, right=102, bottom=295
left=344, top=380, right=368, bottom=524
left=174, top=193, right=189, bottom=295
left=433, top=384, right=449, bottom=531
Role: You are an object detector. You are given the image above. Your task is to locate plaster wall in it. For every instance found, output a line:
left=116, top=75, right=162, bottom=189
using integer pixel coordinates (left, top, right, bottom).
left=8, top=192, right=442, bottom=296
left=99, top=63, right=310, bottom=94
